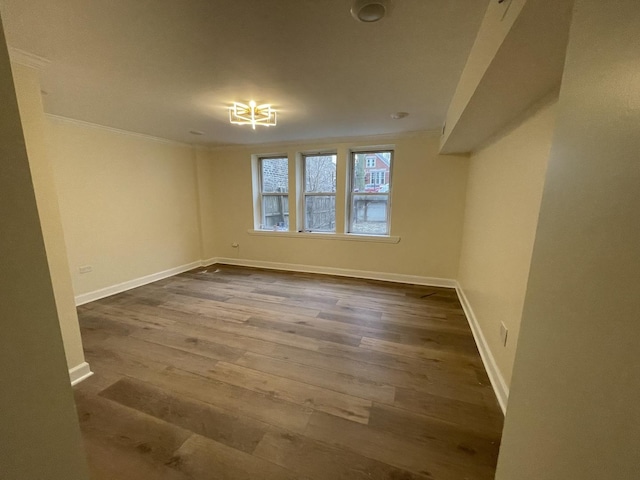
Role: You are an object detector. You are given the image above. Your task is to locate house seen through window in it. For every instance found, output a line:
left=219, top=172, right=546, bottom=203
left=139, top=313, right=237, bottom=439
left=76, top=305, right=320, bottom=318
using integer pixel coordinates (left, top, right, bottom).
left=349, top=151, right=393, bottom=235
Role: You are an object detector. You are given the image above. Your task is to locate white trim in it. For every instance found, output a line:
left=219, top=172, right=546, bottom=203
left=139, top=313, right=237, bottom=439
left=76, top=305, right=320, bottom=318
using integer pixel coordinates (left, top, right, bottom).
left=209, top=129, right=441, bottom=152
left=69, top=362, right=93, bottom=386
left=71, top=257, right=508, bottom=412
left=46, top=114, right=192, bottom=147
left=201, top=257, right=218, bottom=267
left=74, top=260, right=202, bottom=305
left=8, top=47, right=50, bottom=69
left=455, top=282, right=509, bottom=414
left=208, top=257, right=455, bottom=288
left=247, top=229, right=400, bottom=244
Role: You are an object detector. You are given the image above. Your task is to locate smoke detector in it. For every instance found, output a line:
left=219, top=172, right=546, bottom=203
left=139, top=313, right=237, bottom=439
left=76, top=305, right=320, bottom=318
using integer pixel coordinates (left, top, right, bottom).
left=351, top=0, right=391, bottom=23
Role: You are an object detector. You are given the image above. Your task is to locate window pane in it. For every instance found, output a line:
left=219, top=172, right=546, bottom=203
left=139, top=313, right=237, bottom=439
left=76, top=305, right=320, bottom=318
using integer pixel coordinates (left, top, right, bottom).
left=352, top=152, right=391, bottom=193
left=304, top=195, right=336, bottom=232
left=304, top=155, right=336, bottom=193
left=261, top=158, right=288, bottom=193
left=261, top=195, right=289, bottom=229
left=350, top=194, right=389, bottom=235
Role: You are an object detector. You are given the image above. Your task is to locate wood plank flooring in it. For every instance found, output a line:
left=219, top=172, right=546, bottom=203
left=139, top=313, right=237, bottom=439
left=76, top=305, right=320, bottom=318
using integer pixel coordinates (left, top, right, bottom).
left=73, top=265, right=503, bottom=480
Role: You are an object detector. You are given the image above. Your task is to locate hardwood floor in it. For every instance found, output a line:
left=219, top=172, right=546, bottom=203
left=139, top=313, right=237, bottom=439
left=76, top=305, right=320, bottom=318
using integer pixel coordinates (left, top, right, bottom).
left=73, top=265, right=503, bottom=480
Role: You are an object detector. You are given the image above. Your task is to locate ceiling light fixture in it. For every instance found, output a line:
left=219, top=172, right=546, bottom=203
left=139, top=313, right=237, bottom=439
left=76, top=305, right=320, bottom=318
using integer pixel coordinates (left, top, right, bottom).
left=351, top=0, right=390, bottom=23
left=229, top=100, right=277, bottom=130
left=391, top=112, right=409, bottom=120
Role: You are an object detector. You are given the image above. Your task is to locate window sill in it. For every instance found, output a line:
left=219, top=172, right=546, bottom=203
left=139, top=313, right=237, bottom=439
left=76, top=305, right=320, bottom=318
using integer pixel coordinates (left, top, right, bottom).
left=247, top=229, right=400, bottom=244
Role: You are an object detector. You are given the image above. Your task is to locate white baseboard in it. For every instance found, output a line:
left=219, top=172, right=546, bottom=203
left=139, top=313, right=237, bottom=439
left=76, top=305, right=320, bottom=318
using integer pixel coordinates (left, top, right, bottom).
left=72, top=258, right=509, bottom=410
left=69, top=362, right=93, bottom=386
left=74, top=260, right=203, bottom=306
left=455, top=282, right=509, bottom=414
left=201, top=257, right=218, bottom=267
left=74, top=257, right=455, bottom=306
left=208, top=257, right=457, bottom=288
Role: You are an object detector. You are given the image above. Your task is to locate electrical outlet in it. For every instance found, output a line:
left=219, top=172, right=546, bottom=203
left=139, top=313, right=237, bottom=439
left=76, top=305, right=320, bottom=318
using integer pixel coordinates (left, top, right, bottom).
left=500, top=322, right=508, bottom=347
left=79, top=265, right=92, bottom=274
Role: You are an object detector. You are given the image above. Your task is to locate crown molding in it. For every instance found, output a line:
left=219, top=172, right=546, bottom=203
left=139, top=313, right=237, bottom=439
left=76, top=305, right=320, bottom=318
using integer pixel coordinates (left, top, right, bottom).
left=207, top=129, right=442, bottom=153
left=8, top=47, right=50, bottom=70
left=45, top=114, right=193, bottom=148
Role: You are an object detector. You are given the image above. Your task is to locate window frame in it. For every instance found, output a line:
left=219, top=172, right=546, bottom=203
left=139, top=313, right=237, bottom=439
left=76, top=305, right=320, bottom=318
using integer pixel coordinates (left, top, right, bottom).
left=258, top=155, right=289, bottom=231
left=348, top=150, right=394, bottom=236
left=302, top=153, right=337, bottom=233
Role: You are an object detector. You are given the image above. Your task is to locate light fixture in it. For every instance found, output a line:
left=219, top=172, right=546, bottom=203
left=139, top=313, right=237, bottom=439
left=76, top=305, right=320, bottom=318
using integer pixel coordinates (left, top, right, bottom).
left=351, top=0, right=390, bottom=23
left=229, top=100, right=277, bottom=130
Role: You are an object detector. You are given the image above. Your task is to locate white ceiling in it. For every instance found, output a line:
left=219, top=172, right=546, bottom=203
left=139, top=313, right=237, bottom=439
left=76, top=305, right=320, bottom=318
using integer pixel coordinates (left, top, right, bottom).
left=0, top=0, right=489, bottom=146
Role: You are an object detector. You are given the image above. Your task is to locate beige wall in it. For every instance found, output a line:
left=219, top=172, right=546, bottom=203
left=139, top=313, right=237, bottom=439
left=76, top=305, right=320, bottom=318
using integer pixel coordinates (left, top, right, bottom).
left=496, top=0, right=640, bottom=477
left=46, top=118, right=202, bottom=297
left=11, top=61, right=86, bottom=370
left=196, top=147, right=218, bottom=259
left=458, top=99, right=557, bottom=390
left=200, top=133, right=469, bottom=280
left=0, top=22, right=89, bottom=479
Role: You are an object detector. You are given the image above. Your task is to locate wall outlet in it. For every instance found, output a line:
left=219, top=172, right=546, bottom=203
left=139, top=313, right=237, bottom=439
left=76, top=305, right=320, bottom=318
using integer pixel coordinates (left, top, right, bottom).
left=231, top=242, right=239, bottom=248
left=79, top=265, right=92, bottom=274
left=500, top=322, right=508, bottom=347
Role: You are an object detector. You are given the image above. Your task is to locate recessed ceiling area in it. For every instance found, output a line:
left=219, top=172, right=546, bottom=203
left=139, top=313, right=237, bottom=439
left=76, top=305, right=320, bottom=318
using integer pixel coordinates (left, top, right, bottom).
left=0, top=0, right=489, bottom=146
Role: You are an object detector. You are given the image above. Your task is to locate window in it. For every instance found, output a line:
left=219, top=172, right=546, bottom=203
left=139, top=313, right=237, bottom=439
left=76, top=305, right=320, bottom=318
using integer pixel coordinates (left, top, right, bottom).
left=303, top=154, right=337, bottom=232
left=259, top=157, right=289, bottom=230
left=370, top=170, right=386, bottom=185
left=253, top=148, right=394, bottom=238
left=349, top=151, right=393, bottom=235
